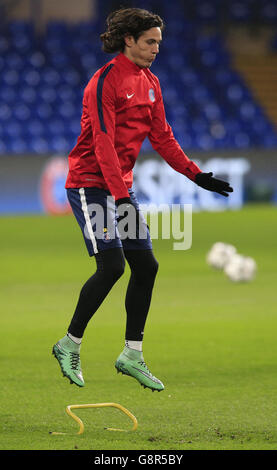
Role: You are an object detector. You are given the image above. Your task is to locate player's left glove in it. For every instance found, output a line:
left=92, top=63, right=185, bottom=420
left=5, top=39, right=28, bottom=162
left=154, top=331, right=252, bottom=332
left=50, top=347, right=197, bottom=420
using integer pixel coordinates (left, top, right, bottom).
left=195, top=172, right=233, bottom=197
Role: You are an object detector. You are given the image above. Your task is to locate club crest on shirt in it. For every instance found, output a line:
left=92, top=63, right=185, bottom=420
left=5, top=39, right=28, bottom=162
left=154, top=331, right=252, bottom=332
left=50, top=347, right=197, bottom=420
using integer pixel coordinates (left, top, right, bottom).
left=102, top=228, right=111, bottom=243
left=149, top=88, right=155, bottom=103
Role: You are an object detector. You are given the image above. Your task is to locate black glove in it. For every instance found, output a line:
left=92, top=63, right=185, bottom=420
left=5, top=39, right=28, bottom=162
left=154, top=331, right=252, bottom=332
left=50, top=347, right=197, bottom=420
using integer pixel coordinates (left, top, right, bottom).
left=115, top=197, right=133, bottom=223
left=115, top=197, right=132, bottom=207
left=115, top=197, right=141, bottom=238
left=195, top=172, right=233, bottom=197
left=115, top=197, right=136, bottom=228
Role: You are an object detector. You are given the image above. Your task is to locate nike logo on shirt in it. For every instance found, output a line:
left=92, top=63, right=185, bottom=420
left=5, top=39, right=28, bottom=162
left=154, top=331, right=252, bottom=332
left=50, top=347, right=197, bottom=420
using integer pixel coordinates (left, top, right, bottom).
left=127, top=93, right=135, bottom=99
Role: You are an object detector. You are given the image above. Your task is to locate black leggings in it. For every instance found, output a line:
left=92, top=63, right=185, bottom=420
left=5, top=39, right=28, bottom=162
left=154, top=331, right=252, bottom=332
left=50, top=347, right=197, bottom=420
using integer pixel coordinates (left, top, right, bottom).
left=68, top=248, right=159, bottom=341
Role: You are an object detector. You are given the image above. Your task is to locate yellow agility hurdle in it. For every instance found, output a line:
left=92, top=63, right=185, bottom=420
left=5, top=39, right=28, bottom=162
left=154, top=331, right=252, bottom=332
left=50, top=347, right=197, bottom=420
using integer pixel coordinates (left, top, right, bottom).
left=50, top=402, right=138, bottom=435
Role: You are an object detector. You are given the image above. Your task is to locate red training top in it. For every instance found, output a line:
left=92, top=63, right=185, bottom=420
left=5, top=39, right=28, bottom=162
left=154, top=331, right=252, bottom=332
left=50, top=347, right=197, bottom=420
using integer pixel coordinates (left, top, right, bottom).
left=65, top=52, right=201, bottom=201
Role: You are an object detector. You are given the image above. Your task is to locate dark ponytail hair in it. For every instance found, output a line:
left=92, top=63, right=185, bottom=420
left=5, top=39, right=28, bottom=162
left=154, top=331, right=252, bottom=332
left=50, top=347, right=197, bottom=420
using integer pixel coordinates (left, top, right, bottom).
left=100, top=8, right=164, bottom=53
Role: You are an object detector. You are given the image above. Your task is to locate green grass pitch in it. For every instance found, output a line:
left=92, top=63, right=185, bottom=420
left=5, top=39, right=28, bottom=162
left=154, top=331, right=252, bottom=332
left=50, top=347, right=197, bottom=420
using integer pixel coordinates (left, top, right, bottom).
left=1, top=204, right=277, bottom=450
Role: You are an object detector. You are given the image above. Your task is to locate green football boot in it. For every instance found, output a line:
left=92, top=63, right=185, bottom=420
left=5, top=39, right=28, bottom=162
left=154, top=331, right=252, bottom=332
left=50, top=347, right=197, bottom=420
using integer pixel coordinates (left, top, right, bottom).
left=115, top=347, right=164, bottom=392
left=52, top=335, right=84, bottom=387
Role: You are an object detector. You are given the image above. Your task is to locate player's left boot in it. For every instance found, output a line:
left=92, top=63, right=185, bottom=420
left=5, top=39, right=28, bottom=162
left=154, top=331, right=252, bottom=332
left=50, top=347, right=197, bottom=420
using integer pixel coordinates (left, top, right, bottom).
left=115, top=347, right=164, bottom=392
left=52, top=335, right=84, bottom=387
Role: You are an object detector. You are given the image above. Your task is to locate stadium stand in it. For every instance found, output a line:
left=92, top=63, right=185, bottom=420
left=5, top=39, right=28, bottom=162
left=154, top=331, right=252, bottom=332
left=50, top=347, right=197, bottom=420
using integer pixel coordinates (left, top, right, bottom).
left=0, top=0, right=277, bottom=155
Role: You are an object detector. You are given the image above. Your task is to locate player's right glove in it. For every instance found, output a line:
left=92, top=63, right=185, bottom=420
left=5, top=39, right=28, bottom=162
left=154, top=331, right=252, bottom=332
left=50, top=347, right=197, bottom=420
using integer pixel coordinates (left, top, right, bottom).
left=115, top=197, right=140, bottom=238
left=195, top=172, right=233, bottom=197
left=115, top=197, right=132, bottom=207
left=115, top=197, right=133, bottom=222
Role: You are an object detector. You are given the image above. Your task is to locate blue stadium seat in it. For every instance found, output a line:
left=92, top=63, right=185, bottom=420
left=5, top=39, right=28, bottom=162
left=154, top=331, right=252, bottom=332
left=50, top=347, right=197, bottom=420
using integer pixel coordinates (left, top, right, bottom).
left=29, top=136, right=50, bottom=153
left=0, top=86, right=16, bottom=103
left=26, top=119, right=45, bottom=137
left=194, top=0, right=219, bottom=24
left=2, top=69, right=20, bottom=87
left=38, top=86, right=57, bottom=104
left=8, top=20, right=34, bottom=36
left=13, top=103, right=31, bottom=121
left=0, top=103, right=12, bottom=120
left=203, top=102, right=222, bottom=120
left=229, top=1, right=251, bottom=22
left=8, top=136, right=28, bottom=154
left=18, top=86, right=37, bottom=104
left=21, top=68, right=41, bottom=87
left=4, top=120, right=22, bottom=138
left=261, top=1, right=277, bottom=23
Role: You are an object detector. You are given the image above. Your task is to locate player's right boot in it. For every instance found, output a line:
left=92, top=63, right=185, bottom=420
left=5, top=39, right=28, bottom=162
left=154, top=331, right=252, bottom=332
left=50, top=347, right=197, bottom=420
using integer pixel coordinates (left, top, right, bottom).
left=52, top=335, right=84, bottom=387
left=115, top=346, right=164, bottom=392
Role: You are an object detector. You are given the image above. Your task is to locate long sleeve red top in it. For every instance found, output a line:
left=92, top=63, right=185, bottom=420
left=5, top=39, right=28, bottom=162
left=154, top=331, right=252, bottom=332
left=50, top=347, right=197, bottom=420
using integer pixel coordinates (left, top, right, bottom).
left=65, top=52, right=201, bottom=201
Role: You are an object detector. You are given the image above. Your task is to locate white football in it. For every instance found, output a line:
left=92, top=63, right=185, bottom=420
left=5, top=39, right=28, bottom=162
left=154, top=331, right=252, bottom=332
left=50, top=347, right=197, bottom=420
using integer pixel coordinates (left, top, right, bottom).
left=224, top=254, right=257, bottom=282
left=206, top=242, right=237, bottom=269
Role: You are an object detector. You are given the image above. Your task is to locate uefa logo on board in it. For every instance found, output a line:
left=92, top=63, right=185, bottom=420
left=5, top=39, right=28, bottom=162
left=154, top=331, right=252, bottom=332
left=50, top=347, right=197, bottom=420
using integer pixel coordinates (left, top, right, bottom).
left=40, top=156, right=71, bottom=215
